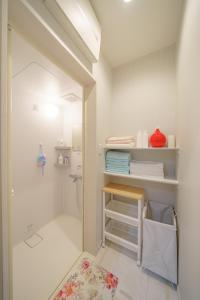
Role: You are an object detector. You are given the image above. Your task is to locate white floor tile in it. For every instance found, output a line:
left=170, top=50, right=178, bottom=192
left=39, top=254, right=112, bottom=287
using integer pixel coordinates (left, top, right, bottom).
left=13, top=214, right=82, bottom=300
left=95, top=242, right=178, bottom=300
left=145, top=269, right=178, bottom=300
left=13, top=226, right=178, bottom=300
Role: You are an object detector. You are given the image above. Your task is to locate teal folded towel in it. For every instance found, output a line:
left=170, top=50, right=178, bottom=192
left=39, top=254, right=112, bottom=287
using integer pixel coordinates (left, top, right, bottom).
left=106, top=168, right=129, bottom=174
left=106, top=150, right=131, bottom=161
left=105, top=151, right=131, bottom=175
left=106, top=166, right=129, bottom=171
left=106, top=158, right=130, bottom=163
left=106, top=162, right=130, bottom=168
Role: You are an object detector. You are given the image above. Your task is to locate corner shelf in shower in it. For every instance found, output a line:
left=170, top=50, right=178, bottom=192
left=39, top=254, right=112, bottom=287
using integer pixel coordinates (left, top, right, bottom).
left=55, top=146, right=72, bottom=150
left=54, top=163, right=68, bottom=168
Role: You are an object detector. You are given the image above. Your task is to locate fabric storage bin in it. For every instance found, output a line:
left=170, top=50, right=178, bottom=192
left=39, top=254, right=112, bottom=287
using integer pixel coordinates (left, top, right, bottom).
left=130, top=160, right=164, bottom=178
left=142, top=201, right=177, bottom=284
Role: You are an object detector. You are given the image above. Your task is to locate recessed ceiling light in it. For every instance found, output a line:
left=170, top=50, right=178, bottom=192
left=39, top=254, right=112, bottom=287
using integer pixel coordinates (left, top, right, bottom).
left=123, top=0, right=133, bottom=3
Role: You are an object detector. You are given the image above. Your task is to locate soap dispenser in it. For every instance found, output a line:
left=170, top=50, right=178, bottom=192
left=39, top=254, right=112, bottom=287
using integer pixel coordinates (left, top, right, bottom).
left=58, top=153, right=64, bottom=165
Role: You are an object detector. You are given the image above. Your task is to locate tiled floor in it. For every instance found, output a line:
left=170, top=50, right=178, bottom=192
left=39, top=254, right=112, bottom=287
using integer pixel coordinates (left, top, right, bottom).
left=13, top=214, right=82, bottom=300
left=13, top=225, right=178, bottom=300
left=95, top=242, right=178, bottom=300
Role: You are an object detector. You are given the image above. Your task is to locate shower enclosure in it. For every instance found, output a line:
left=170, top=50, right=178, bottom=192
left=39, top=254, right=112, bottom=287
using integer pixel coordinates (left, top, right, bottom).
left=11, top=30, right=83, bottom=300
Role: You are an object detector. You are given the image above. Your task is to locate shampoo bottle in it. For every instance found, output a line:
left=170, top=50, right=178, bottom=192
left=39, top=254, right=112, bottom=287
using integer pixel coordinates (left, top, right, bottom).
left=136, top=130, right=142, bottom=148
left=142, top=130, right=149, bottom=148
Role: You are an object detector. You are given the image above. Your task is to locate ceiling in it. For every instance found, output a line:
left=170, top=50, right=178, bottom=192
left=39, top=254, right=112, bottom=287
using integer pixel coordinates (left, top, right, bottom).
left=90, top=0, right=183, bottom=68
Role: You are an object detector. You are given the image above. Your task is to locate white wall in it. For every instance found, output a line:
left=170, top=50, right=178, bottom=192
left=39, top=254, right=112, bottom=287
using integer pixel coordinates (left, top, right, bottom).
left=177, top=1, right=200, bottom=299
left=24, top=0, right=93, bottom=72
left=111, top=46, right=177, bottom=137
left=62, top=99, right=83, bottom=222
left=83, top=54, right=112, bottom=255
left=84, top=45, right=178, bottom=253
left=109, top=46, right=178, bottom=206
left=9, top=1, right=113, bottom=256
left=83, top=83, right=98, bottom=254
left=0, top=0, right=10, bottom=297
left=8, top=0, right=112, bottom=258
left=62, top=151, right=83, bottom=220
left=93, top=54, right=112, bottom=249
left=62, top=100, right=83, bottom=221
left=12, top=30, right=83, bottom=245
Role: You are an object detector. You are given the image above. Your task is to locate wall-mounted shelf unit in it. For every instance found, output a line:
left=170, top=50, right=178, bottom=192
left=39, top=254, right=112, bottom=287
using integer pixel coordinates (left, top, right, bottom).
left=104, top=146, right=179, bottom=186
left=103, top=145, right=178, bottom=262
left=104, top=171, right=178, bottom=185
left=104, top=146, right=179, bottom=151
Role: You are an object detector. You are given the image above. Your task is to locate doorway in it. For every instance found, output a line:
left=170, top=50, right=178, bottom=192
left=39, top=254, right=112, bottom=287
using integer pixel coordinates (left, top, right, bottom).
left=11, top=29, right=84, bottom=300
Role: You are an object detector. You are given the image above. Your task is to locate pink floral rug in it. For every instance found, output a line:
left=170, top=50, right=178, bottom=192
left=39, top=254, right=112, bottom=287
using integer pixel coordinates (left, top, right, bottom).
left=54, top=257, right=118, bottom=299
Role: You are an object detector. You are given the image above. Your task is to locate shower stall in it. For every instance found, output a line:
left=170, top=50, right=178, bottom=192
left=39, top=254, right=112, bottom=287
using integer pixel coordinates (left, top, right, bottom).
left=11, top=30, right=84, bottom=300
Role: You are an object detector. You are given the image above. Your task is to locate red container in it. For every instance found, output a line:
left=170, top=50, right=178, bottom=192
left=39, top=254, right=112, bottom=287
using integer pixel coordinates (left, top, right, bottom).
left=150, top=128, right=167, bottom=148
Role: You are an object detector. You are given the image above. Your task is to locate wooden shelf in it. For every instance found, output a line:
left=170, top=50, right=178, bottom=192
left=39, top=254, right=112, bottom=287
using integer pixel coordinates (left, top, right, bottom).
left=102, top=183, right=144, bottom=201
left=104, top=172, right=178, bottom=185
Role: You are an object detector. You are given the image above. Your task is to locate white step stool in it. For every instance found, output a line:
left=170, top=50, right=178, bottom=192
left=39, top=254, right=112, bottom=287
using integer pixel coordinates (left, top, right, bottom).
left=102, top=183, right=144, bottom=266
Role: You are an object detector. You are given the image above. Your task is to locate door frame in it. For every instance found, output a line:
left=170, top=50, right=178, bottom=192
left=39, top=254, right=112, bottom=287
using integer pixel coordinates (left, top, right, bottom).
left=1, top=0, right=98, bottom=299
left=1, top=1, right=12, bottom=299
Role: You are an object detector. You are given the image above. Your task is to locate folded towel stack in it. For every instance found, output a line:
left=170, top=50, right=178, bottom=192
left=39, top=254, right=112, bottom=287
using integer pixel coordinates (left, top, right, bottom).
left=106, top=136, right=136, bottom=148
left=130, top=160, right=164, bottom=178
left=106, top=150, right=131, bottom=174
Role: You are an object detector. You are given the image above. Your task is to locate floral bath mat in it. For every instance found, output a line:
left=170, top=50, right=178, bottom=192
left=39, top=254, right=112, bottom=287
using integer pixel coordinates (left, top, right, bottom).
left=53, top=256, right=118, bottom=300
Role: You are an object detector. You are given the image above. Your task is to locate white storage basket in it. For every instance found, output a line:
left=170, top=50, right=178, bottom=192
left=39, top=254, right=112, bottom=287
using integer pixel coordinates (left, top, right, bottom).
left=106, top=219, right=137, bottom=244
left=142, top=201, right=177, bottom=284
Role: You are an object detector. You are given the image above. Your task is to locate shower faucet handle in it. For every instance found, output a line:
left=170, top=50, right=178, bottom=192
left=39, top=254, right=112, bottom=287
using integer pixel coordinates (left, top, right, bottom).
left=11, top=188, right=15, bottom=197
left=69, top=174, right=82, bottom=182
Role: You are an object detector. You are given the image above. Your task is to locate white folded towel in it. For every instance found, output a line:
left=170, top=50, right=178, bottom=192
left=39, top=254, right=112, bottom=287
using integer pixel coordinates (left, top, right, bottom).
left=106, top=136, right=135, bottom=142
left=106, top=137, right=136, bottom=146
left=105, top=143, right=136, bottom=149
left=107, top=140, right=135, bottom=144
